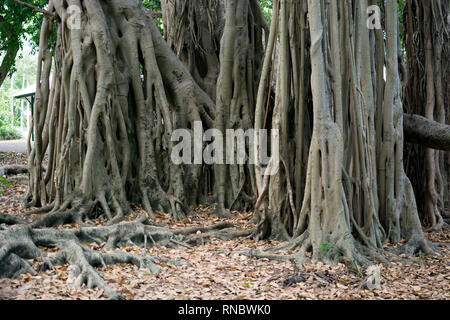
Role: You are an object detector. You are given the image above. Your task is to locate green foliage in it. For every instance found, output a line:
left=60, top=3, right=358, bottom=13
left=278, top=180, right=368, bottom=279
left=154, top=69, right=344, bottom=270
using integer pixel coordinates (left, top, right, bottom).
left=0, top=125, right=22, bottom=140
left=0, top=175, right=10, bottom=196
left=0, top=0, right=47, bottom=77
left=353, top=261, right=364, bottom=279
left=142, top=0, right=161, bottom=11
left=142, top=0, right=163, bottom=34
left=0, top=100, right=12, bottom=127
left=258, top=0, right=273, bottom=25
left=0, top=47, right=36, bottom=131
left=1, top=46, right=37, bottom=90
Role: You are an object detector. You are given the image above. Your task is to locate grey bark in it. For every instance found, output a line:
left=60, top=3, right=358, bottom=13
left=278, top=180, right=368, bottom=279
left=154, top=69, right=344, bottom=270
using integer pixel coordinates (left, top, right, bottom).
left=404, top=114, right=450, bottom=151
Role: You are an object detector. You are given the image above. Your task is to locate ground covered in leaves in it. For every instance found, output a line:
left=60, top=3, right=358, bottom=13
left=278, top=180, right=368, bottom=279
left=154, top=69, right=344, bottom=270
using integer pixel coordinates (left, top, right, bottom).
left=0, top=152, right=449, bottom=300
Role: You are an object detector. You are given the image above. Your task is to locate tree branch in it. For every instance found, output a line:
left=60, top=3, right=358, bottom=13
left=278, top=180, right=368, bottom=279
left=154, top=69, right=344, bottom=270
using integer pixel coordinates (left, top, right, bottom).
left=9, top=0, right=55, bottom=18
left=0, top=44, right=19, bottom=88
left=404, top=114, right=450, bottom=151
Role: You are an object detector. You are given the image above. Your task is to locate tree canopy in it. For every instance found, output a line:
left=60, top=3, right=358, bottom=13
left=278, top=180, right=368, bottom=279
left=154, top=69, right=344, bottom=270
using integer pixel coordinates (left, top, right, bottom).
left=0, top=0, right=47, bottom=86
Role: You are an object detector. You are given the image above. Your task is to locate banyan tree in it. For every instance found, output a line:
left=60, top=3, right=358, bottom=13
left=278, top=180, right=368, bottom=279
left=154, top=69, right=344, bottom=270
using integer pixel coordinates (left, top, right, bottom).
left=0, top=0, right=447, bottom=299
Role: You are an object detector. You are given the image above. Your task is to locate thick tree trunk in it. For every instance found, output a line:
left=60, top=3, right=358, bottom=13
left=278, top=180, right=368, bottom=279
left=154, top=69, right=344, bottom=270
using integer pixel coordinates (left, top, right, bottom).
left=2, top=0, right=242, bottom=289
left=215, top=0, right=268, bottom=217
left=160, top=0, right=225, bottom=206
left=25, top=0, right=215, bottom=223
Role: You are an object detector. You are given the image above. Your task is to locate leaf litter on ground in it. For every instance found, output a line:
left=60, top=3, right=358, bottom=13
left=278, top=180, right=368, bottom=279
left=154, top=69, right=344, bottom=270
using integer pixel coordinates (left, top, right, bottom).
left=0, top=152, right=449, bottom=300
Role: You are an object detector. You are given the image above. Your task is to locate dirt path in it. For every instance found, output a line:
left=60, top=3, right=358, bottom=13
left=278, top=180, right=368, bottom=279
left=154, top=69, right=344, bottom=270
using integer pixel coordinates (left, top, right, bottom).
left=0, top=140, right=28, bottom=154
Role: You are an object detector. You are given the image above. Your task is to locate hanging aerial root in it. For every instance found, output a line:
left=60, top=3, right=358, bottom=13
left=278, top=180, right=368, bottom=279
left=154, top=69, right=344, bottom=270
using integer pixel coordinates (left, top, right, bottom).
left=141, top=187, right=193, bottom=221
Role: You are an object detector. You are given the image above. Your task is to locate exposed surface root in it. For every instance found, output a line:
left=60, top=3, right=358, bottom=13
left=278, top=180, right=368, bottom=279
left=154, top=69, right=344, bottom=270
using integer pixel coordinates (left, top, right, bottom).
left=238, top=239, right=396, bottom=277
left=1, top=165, right=29, bottom=176
left=47, top=240, right=127, bottom=300
left=0, top=214, right=25, bottom=226
left=30, top=205, right=91, bottom=229
left=212, top=207, right=237, bottom=220
left=185, top=228, right=255, bottom=246
left=42, top=239, right=168, bottom=299
left=0, top=217, right=241, bottom=299
left=392, top=236, right=438, bottom=257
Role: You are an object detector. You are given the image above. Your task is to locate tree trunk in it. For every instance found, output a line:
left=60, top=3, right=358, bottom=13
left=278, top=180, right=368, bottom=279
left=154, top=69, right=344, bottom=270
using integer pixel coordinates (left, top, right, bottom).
left=161, top=0, right=225, bottom=102
left=0, top=0, right=236, bottom=298
left=160, top=0, right=226, bottom=206
left=403, top=0, right=449, bottom=231
left=0, top=42, right=20, bottom=88
left=214, top=0, right=268, bottom=217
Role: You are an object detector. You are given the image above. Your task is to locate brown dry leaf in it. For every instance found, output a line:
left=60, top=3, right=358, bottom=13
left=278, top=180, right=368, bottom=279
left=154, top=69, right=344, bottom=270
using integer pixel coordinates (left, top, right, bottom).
left=1, top=169, right=449, bottom=300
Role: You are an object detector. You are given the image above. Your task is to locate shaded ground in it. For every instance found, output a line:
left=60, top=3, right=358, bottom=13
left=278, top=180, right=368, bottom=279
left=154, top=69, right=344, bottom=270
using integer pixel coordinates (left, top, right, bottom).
left=0, top=152, right=449, bottom=300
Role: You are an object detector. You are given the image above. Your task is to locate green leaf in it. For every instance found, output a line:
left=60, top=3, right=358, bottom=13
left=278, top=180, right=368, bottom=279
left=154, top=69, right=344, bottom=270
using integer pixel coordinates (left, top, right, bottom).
left=353, top=261, right=364, bottom=279
left=320, top=243, right=334, bottom=251
left=0, top=176, right=10, bottom=196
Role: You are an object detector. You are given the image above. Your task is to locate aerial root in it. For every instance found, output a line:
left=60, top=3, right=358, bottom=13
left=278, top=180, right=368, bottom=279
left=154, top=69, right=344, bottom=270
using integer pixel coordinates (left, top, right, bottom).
left=141, top=187, right=192, bottom=221
left=392, top=236, right=439, bottom=257
left=212, top=204, right=238, bottom=220
left=262, top=232, right=309, bottom=253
